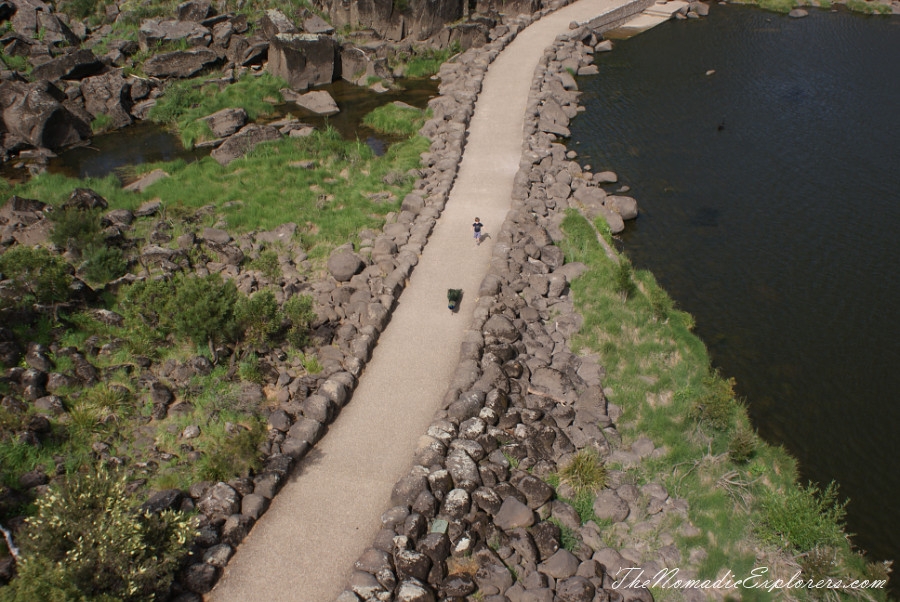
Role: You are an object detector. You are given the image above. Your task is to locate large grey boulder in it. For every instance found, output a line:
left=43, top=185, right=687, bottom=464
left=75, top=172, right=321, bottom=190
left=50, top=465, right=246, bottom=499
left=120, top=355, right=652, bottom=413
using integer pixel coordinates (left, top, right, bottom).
left=288, top=89, right=339, bottom=116
left=210, top=123, right=280, bottom=166
left=592, top=488, right=630, bottom=522
left=327, top=249, right=364, bottom=282
left=142, top=48, right=219, bottom=78
left=267, top=33, right=337, bottom=91
left=197, top=482, right=241, bottom=522
left=139, top=19, right=212, bottom=50
left=606, top=195, right=638, bottom=220
left=259, top=9, right=299, bottom=38
left=177, top=0, right=212, bottom=21
left=36, top=11, right=80, bottom=45
left=204, top=107, right=247, bottom=138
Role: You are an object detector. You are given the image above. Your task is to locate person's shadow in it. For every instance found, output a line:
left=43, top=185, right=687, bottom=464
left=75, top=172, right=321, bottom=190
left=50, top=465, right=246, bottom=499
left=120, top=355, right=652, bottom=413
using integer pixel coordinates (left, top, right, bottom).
left=477, top=232, right=491, bottom=245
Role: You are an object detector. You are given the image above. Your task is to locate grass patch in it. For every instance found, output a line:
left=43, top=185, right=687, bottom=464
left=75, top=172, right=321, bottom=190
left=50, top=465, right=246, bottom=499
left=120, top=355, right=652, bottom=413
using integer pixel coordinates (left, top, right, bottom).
left=403, top=45, right=458, bottom=78
left=758, top=0, right=797, bottom=12
left=362, top=102, right=426, bottom=136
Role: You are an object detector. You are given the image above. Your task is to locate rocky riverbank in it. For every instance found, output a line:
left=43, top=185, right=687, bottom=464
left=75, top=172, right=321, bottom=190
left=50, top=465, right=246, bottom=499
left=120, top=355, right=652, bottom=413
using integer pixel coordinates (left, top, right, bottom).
left=0, top=0, right=745, bottom=600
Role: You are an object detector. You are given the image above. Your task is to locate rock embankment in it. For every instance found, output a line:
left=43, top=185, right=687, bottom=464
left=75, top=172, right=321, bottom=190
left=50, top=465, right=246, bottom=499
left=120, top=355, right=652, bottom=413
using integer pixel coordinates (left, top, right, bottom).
left=338, top=17, right=719, bottom=602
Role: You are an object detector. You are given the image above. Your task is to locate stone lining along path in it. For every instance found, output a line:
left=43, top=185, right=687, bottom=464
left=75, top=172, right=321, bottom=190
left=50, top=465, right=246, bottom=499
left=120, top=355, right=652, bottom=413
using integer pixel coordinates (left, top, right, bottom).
left=209, top=0, right=649, bottom=599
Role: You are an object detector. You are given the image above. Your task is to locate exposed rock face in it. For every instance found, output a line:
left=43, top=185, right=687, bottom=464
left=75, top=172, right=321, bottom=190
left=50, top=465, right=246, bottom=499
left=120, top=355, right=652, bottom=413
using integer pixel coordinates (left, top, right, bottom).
left=29, top=48, right=103, bottom=82
left=210, top=123, right=281, bottom=166
left=142, top=48, right=220, bottom=78
left=80, top=71, right=133, bottom=129
left=323, top=0, right=463, bottom=42
left=0, top=80, right=90, bottom=149
left=266, top=33, right=338, bottom=91
left=139, top=19, right=213, bottom=50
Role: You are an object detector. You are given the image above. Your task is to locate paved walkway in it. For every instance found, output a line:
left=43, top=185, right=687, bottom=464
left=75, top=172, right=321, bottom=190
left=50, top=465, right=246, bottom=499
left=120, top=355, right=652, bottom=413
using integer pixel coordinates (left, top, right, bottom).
left=210, top=1, right=636, bottom=599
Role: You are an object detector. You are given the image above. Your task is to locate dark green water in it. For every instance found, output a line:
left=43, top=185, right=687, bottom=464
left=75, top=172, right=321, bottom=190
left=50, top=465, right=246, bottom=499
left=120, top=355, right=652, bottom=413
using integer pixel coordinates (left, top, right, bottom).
left=570, top=4, right=900, bottom=573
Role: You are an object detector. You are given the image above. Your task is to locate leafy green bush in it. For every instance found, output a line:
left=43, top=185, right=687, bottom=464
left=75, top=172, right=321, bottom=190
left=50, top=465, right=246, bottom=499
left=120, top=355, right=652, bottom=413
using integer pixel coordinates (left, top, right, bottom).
left=757, top=481, right=848, bottom=552
left=80, top=244, right=127, bottom=286
left=0, top=246, right=72, bottom=310
left=235, top=288, right=280, bottom=349
left=2, top=469, right=195, bottom=601
left=49, top=208, right=102, bottom=254
left=283, top=294, right=315, bottom=347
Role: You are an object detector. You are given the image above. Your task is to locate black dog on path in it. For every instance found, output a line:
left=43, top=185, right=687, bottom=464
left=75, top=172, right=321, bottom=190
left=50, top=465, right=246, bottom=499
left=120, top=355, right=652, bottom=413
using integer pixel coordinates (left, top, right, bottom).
left=447, top=289, right=462, bottom=311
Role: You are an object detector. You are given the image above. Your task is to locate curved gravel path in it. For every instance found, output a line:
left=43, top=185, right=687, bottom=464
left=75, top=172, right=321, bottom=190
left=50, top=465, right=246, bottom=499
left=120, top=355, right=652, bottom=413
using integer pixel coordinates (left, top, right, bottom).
left=210, top=1, right=631, bottom=599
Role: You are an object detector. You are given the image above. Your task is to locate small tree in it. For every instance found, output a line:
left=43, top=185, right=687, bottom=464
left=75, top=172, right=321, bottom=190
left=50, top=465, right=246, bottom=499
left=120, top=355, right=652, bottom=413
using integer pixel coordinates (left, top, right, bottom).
left=171, top=273, right=238, bottom=347
left=0, top=246, right=72, bottom=310
left=2, top=469, right=195, bottom=601
left=283, top=294, right=316, bottom=347
left=49, top=208, right=102, bottom=255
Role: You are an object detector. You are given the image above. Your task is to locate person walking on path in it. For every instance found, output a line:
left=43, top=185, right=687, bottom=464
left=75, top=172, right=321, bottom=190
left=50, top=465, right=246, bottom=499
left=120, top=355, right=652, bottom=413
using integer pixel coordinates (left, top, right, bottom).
left=473, top=217, right=484, bottom=245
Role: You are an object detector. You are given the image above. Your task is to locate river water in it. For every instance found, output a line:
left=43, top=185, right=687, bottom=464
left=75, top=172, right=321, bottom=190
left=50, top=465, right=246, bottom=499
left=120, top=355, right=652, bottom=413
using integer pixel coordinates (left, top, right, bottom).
left=569, top=4, right=900, bottom=573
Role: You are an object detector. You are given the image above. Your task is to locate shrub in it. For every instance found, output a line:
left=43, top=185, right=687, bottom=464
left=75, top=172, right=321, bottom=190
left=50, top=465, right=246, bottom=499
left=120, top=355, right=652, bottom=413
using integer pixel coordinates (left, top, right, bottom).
left=613, top=257, right=635, bottom=301
left=757, top=481, right=848, bottom=552
left=4, top=469, right=195, bottom=601
left=728, top=427, right=757, bottom=463
left=120, top=273, right=239, bottom=346
left=647, top=282, right=674, bottom=322
left=120, top=277, right=175, bottom=333
left=0, top=246, right=72, bottom=310
left=248, top=249, right=281, bottom=282
left=237, top=353, right=264, bottom=384
left=171, top=273, right=239, bottom=346
left=49, top=208, right=102, bottom=254
left=197, top=421, right=265, bottom=481
left=80, top=244, right=127, bottom=286
left=283, top=294, right=316, bottom=347
left=688, top=372, right=737, bottom=431
left=235, top=288, right=280, bottom=349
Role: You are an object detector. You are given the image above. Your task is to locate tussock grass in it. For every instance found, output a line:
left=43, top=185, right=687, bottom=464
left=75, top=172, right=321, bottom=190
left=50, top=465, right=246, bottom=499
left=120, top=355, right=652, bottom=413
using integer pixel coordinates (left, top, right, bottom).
left=558, top=210, right=888, bottom=599
left=558, top=448, right=608, bottom=494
